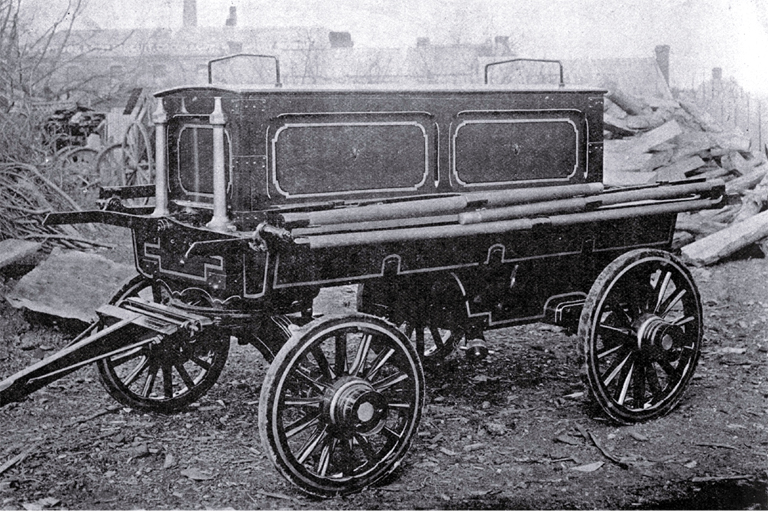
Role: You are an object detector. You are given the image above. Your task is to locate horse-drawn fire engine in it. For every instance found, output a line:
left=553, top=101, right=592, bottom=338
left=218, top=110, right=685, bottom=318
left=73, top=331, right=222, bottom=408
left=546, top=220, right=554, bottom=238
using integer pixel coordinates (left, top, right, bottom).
left=0, top=56, right=724, bottom=497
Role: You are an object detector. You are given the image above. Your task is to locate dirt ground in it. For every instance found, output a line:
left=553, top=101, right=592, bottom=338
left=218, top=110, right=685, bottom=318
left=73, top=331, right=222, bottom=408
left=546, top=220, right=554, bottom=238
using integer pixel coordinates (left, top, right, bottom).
left=0, top=232, right=767, bottom=510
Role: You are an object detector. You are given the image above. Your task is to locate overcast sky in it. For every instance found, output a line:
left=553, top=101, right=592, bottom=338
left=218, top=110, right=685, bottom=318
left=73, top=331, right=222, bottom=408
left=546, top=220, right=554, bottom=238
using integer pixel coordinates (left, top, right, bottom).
left=31, top=0, right=768, bottom=95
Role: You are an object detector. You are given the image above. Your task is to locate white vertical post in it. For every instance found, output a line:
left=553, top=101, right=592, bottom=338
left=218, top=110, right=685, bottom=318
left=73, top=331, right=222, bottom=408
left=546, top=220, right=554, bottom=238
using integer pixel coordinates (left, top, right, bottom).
left=206, top=97, right=232, bottom=232
left=151, top=99, right=169, bottom=217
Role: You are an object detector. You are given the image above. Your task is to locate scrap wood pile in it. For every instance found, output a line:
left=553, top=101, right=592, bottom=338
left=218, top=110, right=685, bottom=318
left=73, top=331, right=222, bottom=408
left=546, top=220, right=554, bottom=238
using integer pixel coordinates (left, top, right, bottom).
left=0, top=107, right=113, bottom=252
left=0, top=161, right=112, bottom=251
left=602, top=87, right=768, bottom=266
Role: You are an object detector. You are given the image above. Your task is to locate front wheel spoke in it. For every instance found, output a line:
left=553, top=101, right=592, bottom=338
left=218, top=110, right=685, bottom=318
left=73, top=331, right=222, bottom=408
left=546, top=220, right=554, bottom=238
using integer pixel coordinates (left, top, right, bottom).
left=188, top=355, right=212, bottom=371
left=373, top=371, right=409, bottom=392
left=338, top=438, right=357, bottom=475
left=657, top=358, right=679, bottom=382
left=601, top=350, right=633, bottom=387
left=120, top=356, right=150, bottom=387
left=293, top=368, right=325, bottom=393
left=597, top=342, right=627, bottom=360
left=349, top=333, right=372, bottom=377
left=380, top=426, right=402, bottom=450
left=632, top=362, right=647, bottom=407
left=162, top=362, right=174, bottom=398
left=108, top=346, right=146, bottom=367
left=283, top=396, right=323, bottom=407
left=645, top=361, right=663, bottom=400
left=617, top=361, right=635, bottom=405
left=297, top=425, right=328, bottom=464
left=317, top=436, right=337, bottom=477
left=598, top=323, right=633, bottom=339
left=606, top=298, right=634, bottom=325
left=285, top=412, right=321, bottom=439
left=141, top=361, right=159, bottom=397
left=354, top=433, right=379, bottom=463
left=173, top=359, right=197, bottom=390
left=673, top=315, right=696, bottom=327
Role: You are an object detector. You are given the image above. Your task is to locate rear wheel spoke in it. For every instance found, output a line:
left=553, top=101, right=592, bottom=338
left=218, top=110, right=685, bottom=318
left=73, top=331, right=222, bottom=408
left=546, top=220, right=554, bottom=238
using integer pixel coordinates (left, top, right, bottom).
left=349, top=334, right=372, bottom=377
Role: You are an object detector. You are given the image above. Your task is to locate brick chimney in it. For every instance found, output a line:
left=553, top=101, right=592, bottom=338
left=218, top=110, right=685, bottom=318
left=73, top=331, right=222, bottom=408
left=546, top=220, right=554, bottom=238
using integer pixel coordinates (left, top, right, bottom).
left=655, top=45, right=670, bottom=85
left=226, top=6, right=237, bottom=27
left=329, top=31, right=353, bottom=48
left=183, top=0, right=197, bottom=28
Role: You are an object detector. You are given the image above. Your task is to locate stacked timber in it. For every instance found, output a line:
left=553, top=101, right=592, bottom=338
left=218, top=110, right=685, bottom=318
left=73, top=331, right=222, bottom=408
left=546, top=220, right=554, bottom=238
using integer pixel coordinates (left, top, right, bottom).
left=602, top=88, right=768, bottom=266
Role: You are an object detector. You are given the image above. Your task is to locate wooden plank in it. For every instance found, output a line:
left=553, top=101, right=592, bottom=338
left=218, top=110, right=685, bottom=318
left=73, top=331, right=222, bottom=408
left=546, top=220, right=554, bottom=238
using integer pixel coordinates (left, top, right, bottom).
left=603, top=151, right=653, bottom=173
left=681, top=209, right=768, bottom=266
left=721, top=151, right=756, bottom=174
left=5, top=249, right=136, bottom=323
left=671, top=131, right=714, bottom=160
left=712, top=131, right=751, bottom=153
left=0, top=239, right=41, bottom=270
left=629, top=120, right=683, bottom=154
left=655, top=156, right=706, bottom=182
left=679, top=100, right=724, bottom=132
left=725, top=164, right=768, bottom=196
left=602, top=167, right=656, bottom=187
left=605, top=85, right=647, bottom=116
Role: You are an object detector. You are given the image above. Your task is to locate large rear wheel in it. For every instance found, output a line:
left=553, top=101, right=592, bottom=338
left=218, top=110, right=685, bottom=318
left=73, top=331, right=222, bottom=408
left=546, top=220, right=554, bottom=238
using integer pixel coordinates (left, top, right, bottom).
left=579, top=249, right=702, bottom=424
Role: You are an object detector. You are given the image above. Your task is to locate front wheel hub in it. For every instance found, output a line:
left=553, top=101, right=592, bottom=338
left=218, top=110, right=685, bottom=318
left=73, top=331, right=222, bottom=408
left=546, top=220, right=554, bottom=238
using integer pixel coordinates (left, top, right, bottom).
left=636, top=315, right=678, bottom=353
left=328, top=379, right=388, bottom=435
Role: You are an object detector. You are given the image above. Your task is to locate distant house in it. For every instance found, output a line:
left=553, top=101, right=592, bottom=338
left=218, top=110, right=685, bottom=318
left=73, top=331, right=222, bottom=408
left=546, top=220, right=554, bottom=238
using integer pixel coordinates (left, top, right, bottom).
left=43, top=2, right=669, bottom=107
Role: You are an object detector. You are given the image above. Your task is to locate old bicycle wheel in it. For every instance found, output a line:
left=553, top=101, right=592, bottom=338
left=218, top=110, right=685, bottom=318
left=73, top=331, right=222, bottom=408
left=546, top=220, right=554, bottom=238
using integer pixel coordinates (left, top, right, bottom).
left=96, top=143, right=128, bottom=187
left=579, top=249, right=702, bottom=424
left=96, top=276, right=229, bottom=413
left=57, top=146, right=100, bottom=207
left=259, top=314, right=424, bottom=497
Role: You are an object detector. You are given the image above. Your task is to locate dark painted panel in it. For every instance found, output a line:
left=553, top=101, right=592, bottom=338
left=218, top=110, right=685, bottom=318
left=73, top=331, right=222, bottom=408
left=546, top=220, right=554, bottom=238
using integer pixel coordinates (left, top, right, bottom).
left=454, top=119, right=578, bottom=184
left=273, top=123, right=428, bottom=196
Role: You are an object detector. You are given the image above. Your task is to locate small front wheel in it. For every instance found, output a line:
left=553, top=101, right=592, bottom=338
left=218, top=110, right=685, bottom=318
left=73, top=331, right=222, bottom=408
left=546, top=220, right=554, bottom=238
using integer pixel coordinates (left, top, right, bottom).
left=579, top=249, right=702, bottom=424
left=96, top=277, right=230, bottom=413
left=259, top=314, right=424, bottom=497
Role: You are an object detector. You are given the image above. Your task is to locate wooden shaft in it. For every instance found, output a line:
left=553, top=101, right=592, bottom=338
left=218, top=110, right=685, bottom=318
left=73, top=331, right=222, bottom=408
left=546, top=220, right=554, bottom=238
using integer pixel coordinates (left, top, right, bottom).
left=282, top=183, right=604, bottom=228
left=300, top=196, right=720, bottom=249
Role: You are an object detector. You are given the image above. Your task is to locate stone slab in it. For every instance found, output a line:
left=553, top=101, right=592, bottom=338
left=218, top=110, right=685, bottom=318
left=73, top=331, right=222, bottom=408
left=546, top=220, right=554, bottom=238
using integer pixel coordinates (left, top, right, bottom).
left=5, top=248, right=136, bottom=323
left=0, top=239, right=42, bottom=270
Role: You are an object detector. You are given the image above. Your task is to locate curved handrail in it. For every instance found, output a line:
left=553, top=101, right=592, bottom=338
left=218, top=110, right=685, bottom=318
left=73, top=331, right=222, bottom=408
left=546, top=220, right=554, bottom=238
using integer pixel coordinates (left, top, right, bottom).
left=484, top=58, right=565, bottom=87
left=207, top=53, right=282, bottom=87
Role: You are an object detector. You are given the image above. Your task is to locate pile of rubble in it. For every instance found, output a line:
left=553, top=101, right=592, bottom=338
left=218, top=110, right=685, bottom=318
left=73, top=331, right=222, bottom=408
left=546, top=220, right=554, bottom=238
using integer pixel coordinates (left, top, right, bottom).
left=602, top=88, right=768, bottom=266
